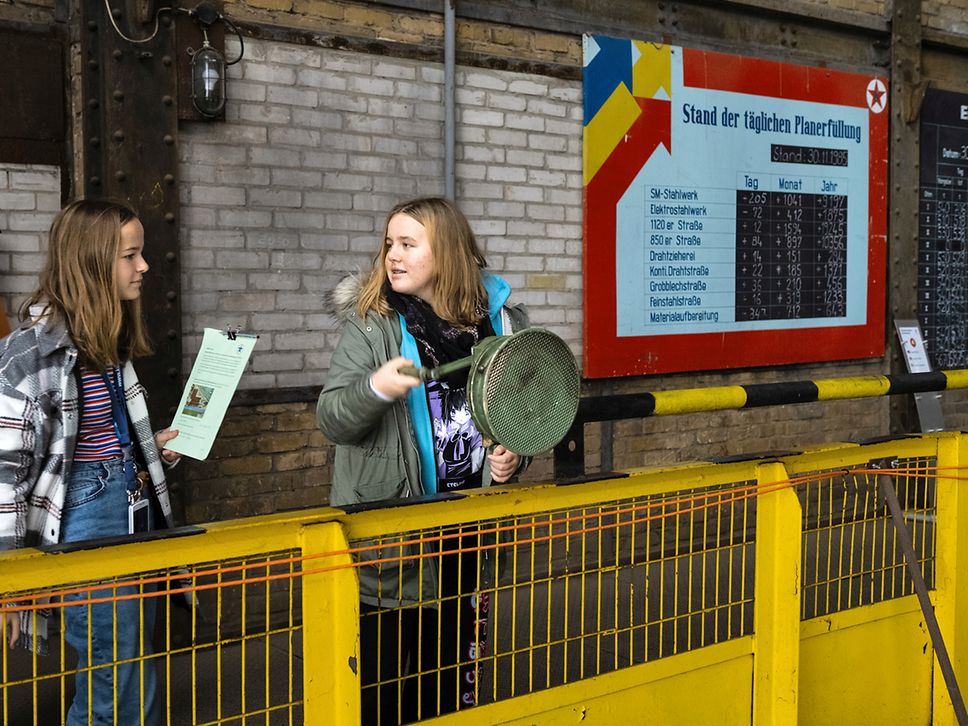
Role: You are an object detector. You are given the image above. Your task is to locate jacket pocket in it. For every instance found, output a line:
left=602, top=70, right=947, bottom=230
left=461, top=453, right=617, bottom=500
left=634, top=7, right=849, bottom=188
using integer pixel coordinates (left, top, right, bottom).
left=354, top=476, right=407, bottom=503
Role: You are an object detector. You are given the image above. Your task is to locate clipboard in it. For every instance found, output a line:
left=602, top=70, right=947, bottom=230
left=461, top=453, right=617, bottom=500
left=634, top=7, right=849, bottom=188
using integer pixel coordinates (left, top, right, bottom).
left=166, top=327, right=258, bottom=460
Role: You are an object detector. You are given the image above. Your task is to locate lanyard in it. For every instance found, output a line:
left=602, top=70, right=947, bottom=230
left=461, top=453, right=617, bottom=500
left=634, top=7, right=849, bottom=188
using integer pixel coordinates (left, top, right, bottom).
left=101, top=365, right=132, bottom=451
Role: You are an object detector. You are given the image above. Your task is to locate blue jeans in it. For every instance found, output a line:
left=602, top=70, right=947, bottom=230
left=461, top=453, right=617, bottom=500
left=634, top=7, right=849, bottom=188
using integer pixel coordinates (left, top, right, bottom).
left=61, top=459, right=158, bottom=726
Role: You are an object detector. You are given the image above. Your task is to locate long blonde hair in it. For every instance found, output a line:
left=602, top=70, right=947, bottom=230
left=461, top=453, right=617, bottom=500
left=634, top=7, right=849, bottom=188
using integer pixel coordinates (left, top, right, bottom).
left=357, top=197, right=488, bottom=325
left=23, top=198, right=152, bottom=370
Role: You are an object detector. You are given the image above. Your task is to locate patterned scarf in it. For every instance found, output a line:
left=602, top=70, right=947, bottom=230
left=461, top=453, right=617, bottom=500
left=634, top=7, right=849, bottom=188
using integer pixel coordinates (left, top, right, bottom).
left=386, top=289, right=495, bottom=386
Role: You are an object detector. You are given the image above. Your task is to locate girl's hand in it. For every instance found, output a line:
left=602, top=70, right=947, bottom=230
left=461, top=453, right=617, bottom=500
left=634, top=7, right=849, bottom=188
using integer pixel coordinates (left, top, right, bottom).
left=155, top=429, right=180, bottom=465
left=5, top=610, right=19, bottom=649
left=370, top=357, right=422, bottom=400
left=488, top=445, right=521, bottom=483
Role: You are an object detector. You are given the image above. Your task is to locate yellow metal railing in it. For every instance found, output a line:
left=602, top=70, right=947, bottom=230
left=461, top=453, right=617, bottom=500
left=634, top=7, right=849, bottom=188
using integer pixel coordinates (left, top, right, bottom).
left=1, top=433, right=967, bottom=725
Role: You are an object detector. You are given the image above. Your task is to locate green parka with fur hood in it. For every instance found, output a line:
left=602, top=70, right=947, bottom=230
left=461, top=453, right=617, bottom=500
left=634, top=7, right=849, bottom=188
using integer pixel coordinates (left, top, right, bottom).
left=317, top=272, right=528, bottom=607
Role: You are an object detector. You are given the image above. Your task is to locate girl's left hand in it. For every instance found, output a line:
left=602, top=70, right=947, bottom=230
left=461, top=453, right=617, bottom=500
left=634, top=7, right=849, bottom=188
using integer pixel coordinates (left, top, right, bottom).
left=488, top=445, right=520, bottom=483
left=155, top=428, right=180, bottom=465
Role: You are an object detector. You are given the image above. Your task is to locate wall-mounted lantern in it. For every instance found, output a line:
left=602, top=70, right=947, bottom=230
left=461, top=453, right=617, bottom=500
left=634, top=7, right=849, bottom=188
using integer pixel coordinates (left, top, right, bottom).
left=184, top=1, right=243, bottom=118
left=99, top=0, right=244, bottom=121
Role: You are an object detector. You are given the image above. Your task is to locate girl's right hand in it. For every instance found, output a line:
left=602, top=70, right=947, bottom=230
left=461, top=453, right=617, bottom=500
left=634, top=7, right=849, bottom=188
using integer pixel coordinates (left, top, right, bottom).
left=370, top=357, right=422, bottom=400
left=5, top=610, right=19, bottom=649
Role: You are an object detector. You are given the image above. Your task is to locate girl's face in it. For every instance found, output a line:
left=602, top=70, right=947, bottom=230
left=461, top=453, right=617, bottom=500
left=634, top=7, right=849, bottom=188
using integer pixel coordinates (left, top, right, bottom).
left=385, top=213, right=435, bottom=304
left=115, top=219, right=149, bottom=301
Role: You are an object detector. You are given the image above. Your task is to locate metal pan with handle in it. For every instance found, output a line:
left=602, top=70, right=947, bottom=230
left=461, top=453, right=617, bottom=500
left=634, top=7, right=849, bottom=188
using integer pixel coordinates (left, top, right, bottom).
left=400, top=327, right=580, bottom=457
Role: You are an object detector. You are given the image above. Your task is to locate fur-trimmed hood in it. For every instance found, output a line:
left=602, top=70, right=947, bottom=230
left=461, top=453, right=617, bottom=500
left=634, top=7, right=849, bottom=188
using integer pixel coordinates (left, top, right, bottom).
left=328, top=273, right=367, bottom=323
left=327, top=271, right=513, bottom=325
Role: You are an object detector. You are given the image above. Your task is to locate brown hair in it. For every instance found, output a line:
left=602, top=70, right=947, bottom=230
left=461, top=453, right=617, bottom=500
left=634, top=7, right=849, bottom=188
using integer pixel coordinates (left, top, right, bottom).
left=23, top=198, right=152, bottom=369
left=357, top=197, right=487, bottom=325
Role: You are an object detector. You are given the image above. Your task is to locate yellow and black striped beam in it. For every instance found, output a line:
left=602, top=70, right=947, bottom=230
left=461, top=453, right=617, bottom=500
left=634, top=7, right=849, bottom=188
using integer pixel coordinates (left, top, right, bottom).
left=577, top=369, right=968, bottom=421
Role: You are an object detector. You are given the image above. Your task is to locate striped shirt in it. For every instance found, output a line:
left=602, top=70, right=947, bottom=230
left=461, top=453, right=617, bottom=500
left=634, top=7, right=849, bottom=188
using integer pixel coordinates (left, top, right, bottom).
left=74, top=366, right=123, bottom=461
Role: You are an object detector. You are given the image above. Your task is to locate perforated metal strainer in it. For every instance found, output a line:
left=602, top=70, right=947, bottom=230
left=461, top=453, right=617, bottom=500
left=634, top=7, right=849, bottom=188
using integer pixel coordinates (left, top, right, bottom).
left=400, top=327, right=580, bottom=456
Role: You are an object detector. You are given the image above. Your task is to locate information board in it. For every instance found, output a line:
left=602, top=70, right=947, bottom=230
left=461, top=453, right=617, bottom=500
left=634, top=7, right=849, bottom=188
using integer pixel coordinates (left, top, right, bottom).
left=918, top=88, right=968, bottom=369
left=583, top=38, right=888, bottom=377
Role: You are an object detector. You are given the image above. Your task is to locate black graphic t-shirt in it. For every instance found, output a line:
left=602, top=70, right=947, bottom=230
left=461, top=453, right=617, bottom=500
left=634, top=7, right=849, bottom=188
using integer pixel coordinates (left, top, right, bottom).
left=427, top=380, right=485, bottom=491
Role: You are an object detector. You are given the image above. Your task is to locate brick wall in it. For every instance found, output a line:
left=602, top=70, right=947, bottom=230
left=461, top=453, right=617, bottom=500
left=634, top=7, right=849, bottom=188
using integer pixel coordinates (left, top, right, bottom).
left=0, top=0, right=56, bottom=25
left=175, top=32, right=894, bottom=521
left=0, top=163, right=60, bottom=327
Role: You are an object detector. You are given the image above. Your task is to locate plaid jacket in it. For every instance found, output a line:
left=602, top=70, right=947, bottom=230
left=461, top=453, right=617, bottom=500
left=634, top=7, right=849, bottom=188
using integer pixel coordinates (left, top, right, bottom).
left=0, top=312, right=174, bottom=650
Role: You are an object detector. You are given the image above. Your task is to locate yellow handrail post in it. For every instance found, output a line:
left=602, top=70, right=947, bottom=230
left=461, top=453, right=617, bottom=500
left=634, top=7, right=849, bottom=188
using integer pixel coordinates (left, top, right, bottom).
left=752, top=461, right=800, bottom=726
left=300, top=521, right=360, bottom=725
left=933, top=432, right=968, bottom=726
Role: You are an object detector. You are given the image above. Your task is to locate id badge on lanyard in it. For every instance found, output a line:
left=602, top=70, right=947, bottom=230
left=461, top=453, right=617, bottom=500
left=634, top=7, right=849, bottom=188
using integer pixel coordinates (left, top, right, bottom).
left=103, top=366, right=150, bottom=534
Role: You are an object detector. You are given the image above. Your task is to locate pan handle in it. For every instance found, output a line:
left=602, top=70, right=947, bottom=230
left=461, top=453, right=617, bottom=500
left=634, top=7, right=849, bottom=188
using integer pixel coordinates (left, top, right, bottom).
left=398, top=355, right=473, bottom=382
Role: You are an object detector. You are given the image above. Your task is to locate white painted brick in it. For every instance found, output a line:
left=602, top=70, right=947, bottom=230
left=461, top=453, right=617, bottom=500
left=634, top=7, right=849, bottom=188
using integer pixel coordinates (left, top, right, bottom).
left=303, top=191, right=354, bottom=209
left=526, top=203, right=566, bottom=221
left=456, top=88, right=486, bottom=106
left=323, top=172, right=372, bottom=190
left=374, top=61, right=416, bottom=80
left=269, top=127, right=321, bottom=146
left=297, top=68, right=348, bottom=91
left=218, top=167, right=270, bottom=185
left=421, top=66, right=444, bottom=84
left=291, top=108, right=343, bottom=129
left=228, top=81, right=267, bottom=102
left=192, top=186, right=246, bottom=206
left=461, top=109, right=505, bottom=127
left=352, top=192, right=404, bottom=212
left=270, top=169, right=323, bottom=187
left=526, top=98, right=568, bottom=117
left=190, top=271, right=247, bottom=290
left=217, top=209, right=273, bottom=228
left=275, top=332, right=323, bottom=350
left=267, top=45, right=321, bottom=67
left=366, top=98, right=415, bottom=119
left=186, top=143, right=247, bottom=165
left=528, top=133, right=567, bottom=152
left=10, top=254, right=44, bottom=273
left=471, top=219, right=507, bottom=236
left=418, top=140, right=444, bottom=158
left=0, top=233, right=43, bottom=252
left=249, top=147, right=301, bottom=168
left=506, top=186, right=544, bottom=202
left=0, top=192, right=37, bottom=210
left=247, top=272, right=301, bottom=291
left=505, top=113, right=545, bottom=131
left=346, top=116, right=395, bottom=134
left=487, top=166, right=527, bottom=183
left=486, top=92, right=527, bottom=111
left=461, top=71, right=508, bottom=91
left=9, top=170, right=58, bottom=190
left=528, top=170, right=568, bottom=187
left=6, top=213, right=49, bottom=231
left=325, top=214, right=375, bottom=232
left=394, top=119, right=442, bottom=139
left=548, top=223, right=582, bottom=239
left=270, top=251, right=322, bottom=270
left=222, top=292, right=277, bottom=312
left=545, top=118, right=580, bottom=135
left=273, top=211, right=329, bottom=229
left=0, top=171, right=7, bottom=189
left=238, top=104, right=292, bottom=125
left=302, top=150, right=350, bottom=168
left=548, top=188, right=582, bottom=205
left=508, top=79, right=549, bottom=95
left=373, top=137, right=417, bottom=156
left=266, top=86, right=318, bottom=107
left=372, top=176, right=418, bottom=195
left=247, top=231, right=301, bottom=249
left=318, top=91, right=368, bottom=113
left=485, top=201, right=526, bottom=217
left=416, top=105, right=445, bottom=122
left=394, top=81, right=440, bottom=102
left=243, top=63, right=296, bottom=85
left=322, top=54, right=373, bottom=74
left=249, top=188, right=302, bottom=208
left=455, top=162, right=486, bottom=181
left=461, top=145, right=505, bottom=163
left=547, top=256, right=582, bottom=272
left=216, top=250, right=269, bottom=268
left=348, top=76, right=394, bottom=96
left=527, top=239, right=566, bottom=255
left=323, top=133, right=374, bottom=152
left=252, top=312, right=306, bottom=330
left=400, top=159, right=442, bottom=177
left=486, top=128, right=528, bottom=147
left=182, top=250, right=216, bottom=267
left=547, top=153, right=582, bottom=171
left=250, top=352, right=304, bottom=372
